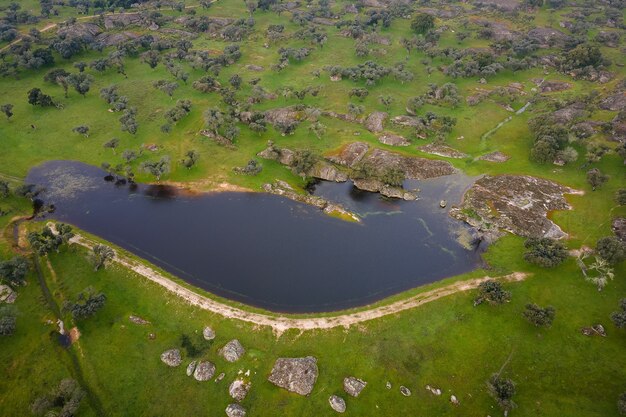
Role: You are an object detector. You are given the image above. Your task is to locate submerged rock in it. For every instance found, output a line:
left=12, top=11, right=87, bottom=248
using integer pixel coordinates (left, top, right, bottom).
left=268, top=356, right=319, bottom=396
left=194, top=361, right=216, bottom=381
left=344, top=377, right=367, bottom=397
left=329, top=395, right=346, bottom=413
left=160, top=349, right=182, bottom=367
left=220, top=339, right=245, bottom=362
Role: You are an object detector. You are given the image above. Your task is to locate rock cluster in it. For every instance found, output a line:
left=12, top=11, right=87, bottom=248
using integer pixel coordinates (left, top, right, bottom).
left=220, top=339, right=245, bottom=362
left=268, top=357, right=319, bottom=396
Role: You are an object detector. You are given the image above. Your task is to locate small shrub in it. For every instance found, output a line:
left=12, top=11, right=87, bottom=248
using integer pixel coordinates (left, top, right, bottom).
left=474, top=280, right=511, bottom=306
left=523, top=303, right=555, bottom=327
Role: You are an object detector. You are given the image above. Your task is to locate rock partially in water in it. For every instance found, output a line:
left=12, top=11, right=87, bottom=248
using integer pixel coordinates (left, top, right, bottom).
left=225, top=403, right=247, bottom=417
left=352, top=178, right=417, bottom=201
left=202, top=326, right=216, bottom=340
left=0, top=285, right=17, bottom=304
left=229, top=379, right=251, bottom=402
left=418, top=143, right=469, bottom=159
left=220, top=339, right=245, bottom=363
left=186, top=361, right=197, bottom=377
left=449, top=175, right=578, bottom=240
left=160, top=349, right=182, bottom=367
left=326, top=142, right=369, bottom=167
left=364, top=111, right=388, bottom=133
left=194, top=361, right=216, bottom=381
left=378, top=133, right=410, bottom=147
left=309, top=162, right=349, bottom=182
left=329, top=395, right=346, bottom=413
left=268, top=356, right=319, bottom=396
left=478, top=151, right=510, bottom=163
left=343, top=376, right=367, bottom=397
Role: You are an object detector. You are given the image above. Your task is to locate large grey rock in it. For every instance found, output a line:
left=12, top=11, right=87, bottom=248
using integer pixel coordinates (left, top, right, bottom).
left=478, top=151, right=510, bottom=163
left=361, top=148, right=456, bottom=180
left=309, top=162, right=348, bottom=182
left=612, top=217, right=626, bottom=243
left=194, top=361, right=216, bottom=381
left=160, top=349, right=182, bottom=367
left=268, top=357, right=318, bottom=396
left=203, top=326, right=216, bottom=340
left=225, top=403, right=246, bottom=417
left=418, top=144, right=469, bottom=159
left=344, top=376, right=367, bottom=397
left=599, top=93, right=626, bottom=111
left=220, top=339, right=245, bottom=362
left=229, top=379, right=251, bottom=402
left=364, top=112, right=388, bottom=133
left=329, top=395, right=346, bottom=413
left=378, top=133, right=410, bottom=146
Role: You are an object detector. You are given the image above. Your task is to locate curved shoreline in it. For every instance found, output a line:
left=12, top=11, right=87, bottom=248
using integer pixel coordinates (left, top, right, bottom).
left=68, top=230, right=528, bottom=337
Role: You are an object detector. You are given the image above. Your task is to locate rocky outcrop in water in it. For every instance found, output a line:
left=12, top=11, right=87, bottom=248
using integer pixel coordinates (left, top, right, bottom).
left=329, top=395, right=346, bottom=413
left=450, top=175, right=578, bottom=240
left=343, top=377, right=367, bottom=397
left=220, top=339, right=245, bottom=362
left=160, top=349, right=182, bottom=367
left=268, top=357, right=319, bottom=396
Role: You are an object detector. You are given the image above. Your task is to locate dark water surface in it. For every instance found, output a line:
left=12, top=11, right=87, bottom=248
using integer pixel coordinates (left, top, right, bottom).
left=28, top=161, right=483, bottom=313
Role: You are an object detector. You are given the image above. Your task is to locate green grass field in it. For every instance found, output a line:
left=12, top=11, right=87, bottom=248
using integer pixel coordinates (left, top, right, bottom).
left=0, top=0, right=625, bottom=415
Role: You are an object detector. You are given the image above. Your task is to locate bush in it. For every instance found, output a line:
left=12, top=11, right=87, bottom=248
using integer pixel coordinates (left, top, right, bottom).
left=523, top=238, right=567, bottom=268
left=611, top=299, right=626, bottom=329
left=63, top=288, right=106, bottom=320
left=0, top=306, right=17, bottom=336
left=595, top=236, right=625, bottom=265
left=619, top=392, right=626, bottom=415
left=523, top=303, right=555, bottom=327
left=0, top=256, right=30, bottom=287
left=474, top=280, right=511, bottom=306
left=488, top=374, right=516, bottom=412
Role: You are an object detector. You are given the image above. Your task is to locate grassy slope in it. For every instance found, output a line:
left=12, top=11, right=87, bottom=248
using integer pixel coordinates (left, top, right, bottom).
left=0, top=0, right=625, bottom=416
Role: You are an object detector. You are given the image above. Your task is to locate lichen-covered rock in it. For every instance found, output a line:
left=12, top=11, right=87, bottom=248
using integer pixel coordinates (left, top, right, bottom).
left=612, top=217, right=626, bottom=243
left=418, top=144, right=469, bottom=159
left=364, top=111, right=388, bottom=133
left=229, top=379, right=251, bottom=402
left=378, top=133, right=410, bottom=146
left=329, top=395, right=346, bottom=413
left=129, top=315, right=150, bottom=325
left=343, top=377, right=367, bottom=397
left=449, top=175, right=578, bottom=240
left=202, top=326, right=216, bottom=340
left=309, top=162, right=348, bottom=182
left=194, top=361, right=216, bottom=381
left=160, top=349, right=182, bottom=367
left=599, top=93, right=626, bottom=111
left=186, top=361, right=197, bottom=376
left=225, top=403, right=246, bottom=417
left=220, top=339, right=245, bottom=362
left=392, top=115, right=424, bottom=128
left=478, top=151, right=510, bottom=163
left=539, top=80, right=572, bottom=93
left=268, top=357, right=318, bottom=396
left=326, top=142, right=369, bottom=167
left=361, top=148, right=456, bottom=180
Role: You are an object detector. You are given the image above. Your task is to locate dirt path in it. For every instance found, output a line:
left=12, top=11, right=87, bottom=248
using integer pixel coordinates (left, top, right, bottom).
left=68, top=232, right=528, bottom=337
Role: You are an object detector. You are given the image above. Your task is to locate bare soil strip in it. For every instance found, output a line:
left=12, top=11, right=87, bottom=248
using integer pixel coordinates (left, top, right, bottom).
left=69, top=233, right=528, bottom=336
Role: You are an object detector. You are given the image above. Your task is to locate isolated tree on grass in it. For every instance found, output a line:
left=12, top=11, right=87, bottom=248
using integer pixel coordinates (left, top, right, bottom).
left=487, top=374, right=516, bottom=414
left=67, top=73, right=93, bottom=97
left=141, top=50, right=160, bottom=69
left=181, top=150, right=199, bottom=169
left=1, top=103, right=13, bottom=120
left=523, top=238, right=567, bottom=268
left=411, top=13, right=435, bottom=35
left=0, top=256, right=30, bottom=287
left=89, top=244, right=114, bottom=271
left=72, top=125, right=90, bottom=138
left=103, top=138, right=120, bottom=154
left=523, top=303, right=555, bottom=327
left=610, top=299, right=626, bottom=329
left=141, top=156, right=171, bottom=182
left=63, top=287, right=106, bottom=320
left=595, top=236, right=625, bottom=265
left=309, top=121, right=326, bottom=139
left=378, top=95, right=394, bottom=110
left=27, top=88, right=55, bottom=107
left=120, top=107, right=138, bottom=135
left=586, top=168, right=608, bottom=191
left=229, top=74, right=242, bottom=90
left=585, top=256, right=615, bottom=291
left=474, top=280, right=511, bottom=306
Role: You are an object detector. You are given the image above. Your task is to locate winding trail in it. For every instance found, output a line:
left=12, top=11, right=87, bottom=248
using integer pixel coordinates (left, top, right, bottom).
left=68, top=232, right=529, bottom=337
